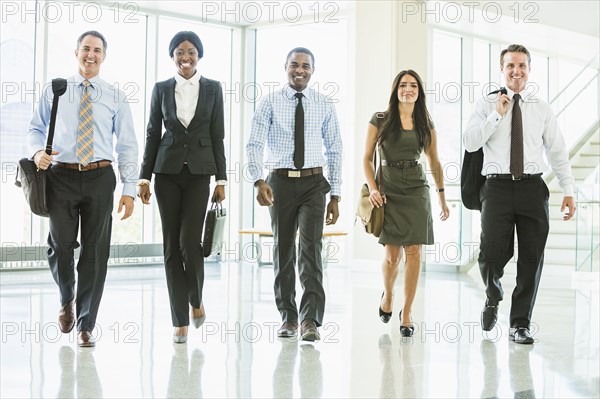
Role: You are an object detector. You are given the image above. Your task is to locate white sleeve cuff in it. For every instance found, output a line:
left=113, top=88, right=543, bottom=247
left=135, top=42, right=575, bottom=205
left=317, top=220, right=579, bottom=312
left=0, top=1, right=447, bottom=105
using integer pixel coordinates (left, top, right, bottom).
left=487, top=110, right=503, bottom=126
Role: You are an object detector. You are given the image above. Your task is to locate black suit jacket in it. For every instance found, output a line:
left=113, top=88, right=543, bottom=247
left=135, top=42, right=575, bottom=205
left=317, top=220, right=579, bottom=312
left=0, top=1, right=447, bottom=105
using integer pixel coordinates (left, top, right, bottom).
left=139, top=76, right=227, bottom=181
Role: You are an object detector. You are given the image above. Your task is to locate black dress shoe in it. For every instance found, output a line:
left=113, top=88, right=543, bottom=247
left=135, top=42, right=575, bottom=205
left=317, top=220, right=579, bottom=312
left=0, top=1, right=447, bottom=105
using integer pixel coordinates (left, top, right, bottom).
left=509, top=327, right=534, bottom=345
left=300, top=319, right=320, bottom=342
left=379, top=292, right=392, bottom=323
left=399, top=310, right=414, bottom=337
left=77, top=331, right=96, bottom=347
left=277, top=322, right=298, bottom=338
left=58, top=301, right=75, bottom=333
left=481, top=305, right=498, bottom=331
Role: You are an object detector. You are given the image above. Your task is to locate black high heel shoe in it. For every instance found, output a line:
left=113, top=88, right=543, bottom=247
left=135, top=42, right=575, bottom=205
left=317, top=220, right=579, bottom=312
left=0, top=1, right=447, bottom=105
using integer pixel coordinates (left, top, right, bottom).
left=399, top=310, right=414, bottom=337
left=379, top=292, right=392, bottom=323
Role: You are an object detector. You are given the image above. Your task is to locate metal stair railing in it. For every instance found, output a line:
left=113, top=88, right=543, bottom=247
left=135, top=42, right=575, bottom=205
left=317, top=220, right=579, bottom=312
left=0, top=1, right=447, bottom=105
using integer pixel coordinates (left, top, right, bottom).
left=576, top=184, right=600, bottom=272
left=549, top=52, right=599, bottom=112
left=544, top=119, right=600, bottom=184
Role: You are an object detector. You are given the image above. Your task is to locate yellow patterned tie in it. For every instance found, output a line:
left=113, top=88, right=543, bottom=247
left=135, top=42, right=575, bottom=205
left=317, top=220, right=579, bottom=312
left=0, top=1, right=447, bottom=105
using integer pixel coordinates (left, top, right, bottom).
left=76, top=80, right=94, bottom=165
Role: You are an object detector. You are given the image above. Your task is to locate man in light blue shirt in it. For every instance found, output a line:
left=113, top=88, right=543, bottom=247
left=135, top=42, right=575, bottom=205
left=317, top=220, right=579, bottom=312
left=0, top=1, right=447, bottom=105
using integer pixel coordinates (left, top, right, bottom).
left=246, top=47, right=343, bottom=341
left=26, top=30, right=138, bottom=347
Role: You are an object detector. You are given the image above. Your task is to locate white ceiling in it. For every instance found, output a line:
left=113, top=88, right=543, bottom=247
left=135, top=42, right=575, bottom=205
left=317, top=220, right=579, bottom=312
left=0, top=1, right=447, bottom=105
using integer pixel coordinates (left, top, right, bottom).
left=131, top=0, right=599, bottom=38
left=464, top=0, right=599, bottom=38
left=132, top=0, right=355, bottom=26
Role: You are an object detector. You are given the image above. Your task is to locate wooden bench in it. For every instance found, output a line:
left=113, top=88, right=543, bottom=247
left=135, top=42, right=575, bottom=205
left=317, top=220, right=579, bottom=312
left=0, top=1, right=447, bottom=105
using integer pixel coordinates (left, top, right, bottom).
left=239, top=228, right=348, bottom=267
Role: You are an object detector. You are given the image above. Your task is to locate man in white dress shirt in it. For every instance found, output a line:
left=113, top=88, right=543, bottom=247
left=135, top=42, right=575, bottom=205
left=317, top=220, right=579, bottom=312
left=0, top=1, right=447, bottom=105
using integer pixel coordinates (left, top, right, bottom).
left=463, top=44, right=576, bottom=344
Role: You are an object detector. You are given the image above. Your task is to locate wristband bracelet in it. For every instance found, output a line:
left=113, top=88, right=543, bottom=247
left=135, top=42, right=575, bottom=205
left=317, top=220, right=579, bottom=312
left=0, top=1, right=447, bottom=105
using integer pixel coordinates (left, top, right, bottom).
left=436, top=188, right=445, bottom=193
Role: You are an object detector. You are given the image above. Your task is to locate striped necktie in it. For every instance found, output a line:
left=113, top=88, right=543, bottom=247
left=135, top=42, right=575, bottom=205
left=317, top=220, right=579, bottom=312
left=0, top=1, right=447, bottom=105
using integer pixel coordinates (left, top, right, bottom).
left=76, top=80, right=94, bottom=165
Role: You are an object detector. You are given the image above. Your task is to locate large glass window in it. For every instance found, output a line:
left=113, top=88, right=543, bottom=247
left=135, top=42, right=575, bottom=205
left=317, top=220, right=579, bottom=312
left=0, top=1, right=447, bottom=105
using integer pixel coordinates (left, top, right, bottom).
left=45, top=6, right=148, bottom=248
left=0, top=10, right=36, bottom=248
left=251, top=19, right=351, bottom=231
left=428, top=30, right=462, bottom=265
left=152, top=18, right=234, bottom=246
left=432, top=26, right=598, bottom=268
left=530, top=53, right=549, bottom=102
left=0, top=3, right=237, bottom=266
left=552, top=58, right=599, bottom=149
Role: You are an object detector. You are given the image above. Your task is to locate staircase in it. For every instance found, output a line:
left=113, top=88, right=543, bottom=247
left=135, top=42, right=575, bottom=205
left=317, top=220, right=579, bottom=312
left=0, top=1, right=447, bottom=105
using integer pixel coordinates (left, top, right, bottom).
left=544, top=121, right=600, bottom=267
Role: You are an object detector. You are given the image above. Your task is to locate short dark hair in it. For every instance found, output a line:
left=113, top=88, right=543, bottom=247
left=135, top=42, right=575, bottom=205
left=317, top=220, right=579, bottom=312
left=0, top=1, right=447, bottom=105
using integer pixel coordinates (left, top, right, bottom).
left=500, top=44, right=531, bottom=66
left=169, top=31, right=204, bottom=58
left=286, top=47, right=315, bottom=67
left=77, top=30, right=107, bottom=51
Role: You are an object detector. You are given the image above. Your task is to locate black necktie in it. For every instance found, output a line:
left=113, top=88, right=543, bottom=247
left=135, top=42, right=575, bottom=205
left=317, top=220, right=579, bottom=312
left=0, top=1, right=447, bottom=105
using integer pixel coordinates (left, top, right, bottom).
left=510, top=94, right=524, bottom=177
left=294, top=93, right=304, bottom=170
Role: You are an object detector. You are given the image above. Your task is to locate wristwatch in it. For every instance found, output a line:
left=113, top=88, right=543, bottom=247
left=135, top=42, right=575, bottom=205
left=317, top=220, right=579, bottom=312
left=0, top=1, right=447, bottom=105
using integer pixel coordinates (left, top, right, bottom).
left=331, top=195, right=341, bottom=202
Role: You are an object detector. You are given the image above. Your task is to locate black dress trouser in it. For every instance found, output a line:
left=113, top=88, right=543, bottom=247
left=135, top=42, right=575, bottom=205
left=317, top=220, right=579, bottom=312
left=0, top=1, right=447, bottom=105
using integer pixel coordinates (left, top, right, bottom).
left=47, top=165, right=116, bottom=332
left=478, top=176, right=550, bottom=328
left=267, top=172, right=330, bottom=327
left=154, top=165, right=210, bottom=327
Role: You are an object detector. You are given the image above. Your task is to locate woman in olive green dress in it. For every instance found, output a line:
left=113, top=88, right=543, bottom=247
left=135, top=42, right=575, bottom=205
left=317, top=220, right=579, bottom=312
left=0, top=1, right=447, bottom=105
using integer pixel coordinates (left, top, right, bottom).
left=363, top=70, right=450, bottom=337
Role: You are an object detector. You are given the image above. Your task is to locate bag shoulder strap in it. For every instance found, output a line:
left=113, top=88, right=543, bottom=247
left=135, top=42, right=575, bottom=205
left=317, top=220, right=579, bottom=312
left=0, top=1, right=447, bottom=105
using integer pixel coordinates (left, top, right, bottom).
left=375, top=112, right=384, bottom=195
left=46, top=78, right=68, bottom=155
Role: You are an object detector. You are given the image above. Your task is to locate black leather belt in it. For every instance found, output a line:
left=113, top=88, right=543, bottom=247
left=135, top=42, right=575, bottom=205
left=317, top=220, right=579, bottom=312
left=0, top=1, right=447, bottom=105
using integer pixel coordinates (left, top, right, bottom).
left=486, top=173, right=542, bottom=181
left=382, top=160, right=419, bottom=169
left=274, top=167, right=323, bottom=178
left=55, top=160, right=112, bottom=171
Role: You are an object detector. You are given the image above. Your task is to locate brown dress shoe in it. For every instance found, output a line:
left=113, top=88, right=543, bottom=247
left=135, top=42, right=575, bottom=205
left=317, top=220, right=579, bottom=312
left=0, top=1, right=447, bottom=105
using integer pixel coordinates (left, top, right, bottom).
left=58, top=302, right=75, bottom=333
left=277, top=322, right=299, bottom=338
left=300, top=319, right=320, bottom=342
left=77, top=331, right=96, bottom=347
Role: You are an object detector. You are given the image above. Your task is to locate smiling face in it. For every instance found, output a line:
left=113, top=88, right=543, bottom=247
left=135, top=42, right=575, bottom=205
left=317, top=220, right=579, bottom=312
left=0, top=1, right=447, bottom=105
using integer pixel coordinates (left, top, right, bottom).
left=501, top=51, right=530, bottom=93
left=75, top=35, right=106, bottom=79
left=397, top=73, right=419, bottom=104
left=285, top=52, right=313, bottom=92
left=173, top=40, right=199, bottom=79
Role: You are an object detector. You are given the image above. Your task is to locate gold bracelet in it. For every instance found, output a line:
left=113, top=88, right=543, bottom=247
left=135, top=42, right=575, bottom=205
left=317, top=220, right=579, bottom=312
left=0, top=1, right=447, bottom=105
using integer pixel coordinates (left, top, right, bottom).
left=136, top=180, right=150, bottom=187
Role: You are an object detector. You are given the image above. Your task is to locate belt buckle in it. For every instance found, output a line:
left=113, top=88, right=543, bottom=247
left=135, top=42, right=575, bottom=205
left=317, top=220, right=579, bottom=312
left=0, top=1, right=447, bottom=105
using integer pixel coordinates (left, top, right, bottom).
left=78, top=164, right=84, bottom=171
left=288, top=170, right=301, bottom=178
left=512, top=175, right=523, bottom=181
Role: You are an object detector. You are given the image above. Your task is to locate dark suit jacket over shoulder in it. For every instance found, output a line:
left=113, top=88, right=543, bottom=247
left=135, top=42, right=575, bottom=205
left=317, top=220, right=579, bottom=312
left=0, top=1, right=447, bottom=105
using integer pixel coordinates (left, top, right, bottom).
left=140, top=76, right=227, bottom=181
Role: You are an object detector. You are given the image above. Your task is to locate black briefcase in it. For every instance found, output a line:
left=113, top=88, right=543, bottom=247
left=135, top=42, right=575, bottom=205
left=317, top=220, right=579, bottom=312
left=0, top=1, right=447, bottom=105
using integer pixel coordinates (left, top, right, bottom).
left=203, top=202, right=227, bottom=258
left=460, top=148, right=486, bottom=211
left=14, top=78, right=68, bottom=217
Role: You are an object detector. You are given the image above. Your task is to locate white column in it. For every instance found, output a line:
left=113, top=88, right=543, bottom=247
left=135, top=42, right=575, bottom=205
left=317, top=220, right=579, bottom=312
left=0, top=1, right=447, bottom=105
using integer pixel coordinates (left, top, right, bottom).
left=351, top=1, right=429, bottom=261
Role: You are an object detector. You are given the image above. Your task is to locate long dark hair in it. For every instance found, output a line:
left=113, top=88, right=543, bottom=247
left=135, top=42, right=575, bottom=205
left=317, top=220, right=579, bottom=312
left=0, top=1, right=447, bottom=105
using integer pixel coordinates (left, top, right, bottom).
left=377, top=70, right=433, bottom=151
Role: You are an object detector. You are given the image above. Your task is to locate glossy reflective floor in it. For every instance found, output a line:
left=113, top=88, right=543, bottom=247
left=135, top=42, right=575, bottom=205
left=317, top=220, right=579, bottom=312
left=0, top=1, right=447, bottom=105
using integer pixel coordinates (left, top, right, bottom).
left=1, top=261, right=598, bottom=398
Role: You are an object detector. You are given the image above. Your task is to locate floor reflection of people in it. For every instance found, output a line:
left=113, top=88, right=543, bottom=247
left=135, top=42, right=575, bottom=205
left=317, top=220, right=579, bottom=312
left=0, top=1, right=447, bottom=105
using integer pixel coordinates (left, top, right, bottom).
left=272, top=341, right=323, bottom=398
left=58, top=345, right=103, bottom=398
left=167, top=346, right=204, bottom=398
left=273, top=340, right=298, bottom=398
left=57, top=346, right=75, bottom=398
left=378, top=334, right=397, bottom=398
left=399, top=337, right=417, bottom=398
left=509, top=344, right=535, bottom=398
left=76, top=347, right=103, bottom=398
left=480, top=339, right=499, bottom=399
left=299, top=344, right=323, bottom=398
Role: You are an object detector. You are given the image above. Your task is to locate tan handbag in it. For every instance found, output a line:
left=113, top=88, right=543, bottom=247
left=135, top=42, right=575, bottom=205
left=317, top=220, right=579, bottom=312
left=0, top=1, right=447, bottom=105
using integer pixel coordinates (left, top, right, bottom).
left=356, top=114, right=385, bottom=237
left=357, top=182, right=384, bottom=236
